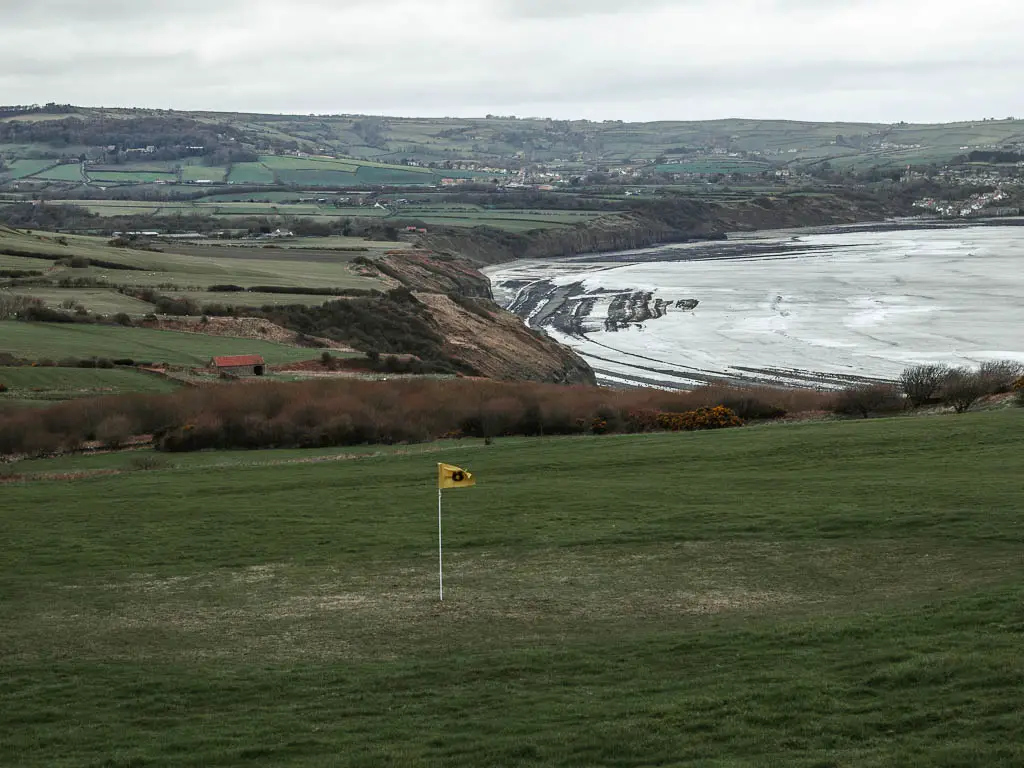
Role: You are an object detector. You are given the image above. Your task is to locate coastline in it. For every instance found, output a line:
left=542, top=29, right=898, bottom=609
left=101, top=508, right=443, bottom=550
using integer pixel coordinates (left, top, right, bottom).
left=484, top=219, right=1024, bottom=390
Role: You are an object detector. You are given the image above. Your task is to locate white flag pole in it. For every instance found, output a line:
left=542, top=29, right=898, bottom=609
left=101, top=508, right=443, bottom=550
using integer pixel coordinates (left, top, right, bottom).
left=437, top=487, right=444, bottom=602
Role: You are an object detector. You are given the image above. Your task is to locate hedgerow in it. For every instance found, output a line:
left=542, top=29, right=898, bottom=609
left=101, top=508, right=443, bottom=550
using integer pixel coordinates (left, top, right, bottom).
left=0, top=379, right=769, bottom=456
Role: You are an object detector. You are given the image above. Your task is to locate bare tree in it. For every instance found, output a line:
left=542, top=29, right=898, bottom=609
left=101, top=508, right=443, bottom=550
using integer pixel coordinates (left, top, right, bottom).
left=831, top=383, right=905, bottom=419
left=940, top=368, right=988, bottom=413
left=977, top=360, right=1024, bottom=394
left=0, top=294, right=41, bottom=320
left=898, top=364, right=952, bottom=407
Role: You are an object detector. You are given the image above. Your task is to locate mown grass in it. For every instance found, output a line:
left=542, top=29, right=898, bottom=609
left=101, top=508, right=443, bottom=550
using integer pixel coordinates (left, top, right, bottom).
left=1, top=410, right=1022, bottom=766
left=0, top=321, right=317, bottom=365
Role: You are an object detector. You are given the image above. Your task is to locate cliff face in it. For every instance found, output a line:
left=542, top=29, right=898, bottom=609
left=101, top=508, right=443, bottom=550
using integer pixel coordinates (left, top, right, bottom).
left=416, top=293, right=596, bottom=385
left=351, top=254, right=595, bottom=384
left=358, top=193, right=895, bottom=387
left=423, top=193, right=894, bottom=267
left=371, top=250, right=493, bottom=298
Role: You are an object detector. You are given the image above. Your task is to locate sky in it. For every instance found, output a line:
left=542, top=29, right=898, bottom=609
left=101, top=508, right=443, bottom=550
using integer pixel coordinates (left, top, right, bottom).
left=0, top=0, right=1021, bottom=123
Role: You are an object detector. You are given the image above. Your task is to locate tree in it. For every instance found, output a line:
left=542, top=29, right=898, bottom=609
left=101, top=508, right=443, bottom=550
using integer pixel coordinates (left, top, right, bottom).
left=940, top=368, right=988, bottom=413
left=96, top=415, right=133, bottom=449
left=831, top=383, right=905, bottom=419
left=898, top=364, right=951, bottom=407
left=977, top=360, right=1024, bottom=394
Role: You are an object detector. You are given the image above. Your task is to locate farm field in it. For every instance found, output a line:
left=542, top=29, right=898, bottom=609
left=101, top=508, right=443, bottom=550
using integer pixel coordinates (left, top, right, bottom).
left=655, top=158, right=772, bottom=174
left=1, top=410, right=1022, bottom=766
left=86, top=171, right=177, bottom=183
left=0, top=321, right=318, bottom=365
left=0, top=366, right=179, bottom=401
left=180, top=165, right=226, bottom=182
left=5, top=287, right=155, bottom=315
left=172, top=290, right=336, bottom=307
left=38, top=197, right=615, bottom=232
left=0, top=252, right=51, bottom=270
left=0, top=159, right=55, bottom=179
left=28, top=163, right=84, bottom=182
left=0, top=226, right=384, bottom=291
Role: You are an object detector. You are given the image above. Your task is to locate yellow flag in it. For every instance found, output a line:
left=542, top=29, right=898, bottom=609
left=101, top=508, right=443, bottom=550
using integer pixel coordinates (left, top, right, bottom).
left=438, top=463, right=475, bottom=490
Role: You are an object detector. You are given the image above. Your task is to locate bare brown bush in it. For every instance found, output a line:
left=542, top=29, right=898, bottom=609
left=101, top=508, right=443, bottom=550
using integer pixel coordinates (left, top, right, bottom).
left=0, top=294, right=42, bottom=320
left=95, top=415, right=133, bottom=449
left=0, top=378, right=827, bottom=456
left=940, top=368, right=989, bottom=414
left=977, top=360, right=1024, bottom=395
left=898, top=364, right=952, bottom=408
left=831, top=384, right=906, bottom=419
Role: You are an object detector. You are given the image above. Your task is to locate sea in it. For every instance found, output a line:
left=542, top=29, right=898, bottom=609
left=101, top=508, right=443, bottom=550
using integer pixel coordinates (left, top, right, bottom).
left=485, top=221, right=1024, bottom=389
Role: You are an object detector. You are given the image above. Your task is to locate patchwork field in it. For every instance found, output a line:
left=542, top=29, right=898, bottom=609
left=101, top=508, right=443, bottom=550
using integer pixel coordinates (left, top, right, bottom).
left=1, top=410, right=1022, bottom=765
left=0, top=321, right=317, bottom=365
left=38, top=198, right=613, bottom=232
left=0, top=226, right=384, bottom=291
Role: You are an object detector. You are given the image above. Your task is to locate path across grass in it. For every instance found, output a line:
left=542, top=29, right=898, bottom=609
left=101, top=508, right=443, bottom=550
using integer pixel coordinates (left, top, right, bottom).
left=1, top=410, right=1022, bottom=766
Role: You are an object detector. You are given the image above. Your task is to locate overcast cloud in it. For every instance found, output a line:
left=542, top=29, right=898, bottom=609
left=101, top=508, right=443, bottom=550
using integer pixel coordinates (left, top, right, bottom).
left=0, top=0, right=1020, bottom=122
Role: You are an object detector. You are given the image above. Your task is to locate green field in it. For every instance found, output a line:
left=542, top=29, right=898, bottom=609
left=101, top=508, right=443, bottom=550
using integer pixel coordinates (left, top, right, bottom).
left=0, top=322, right=318, bottom=365
left=174, top=290, right=334, bottom=307
left=0, top=366, right=180, bottom=400
left=28, top=162, right=84, bottom=181
left=1, top=410, right=1022, bottom=766
left=180, top=165, right=227, bottom=182
left=0, top=159, right=56, bottom=179
left=228, top=162, right=277, bottom=184
left=0, top=226, right=384, bottom=291
left=86, top=171, right=178, bottom=183
left=6, top=287, right=155, bottom=315
left=0, top=252, right=51, bottom=270
left=655, top=158, right=772, bottom=174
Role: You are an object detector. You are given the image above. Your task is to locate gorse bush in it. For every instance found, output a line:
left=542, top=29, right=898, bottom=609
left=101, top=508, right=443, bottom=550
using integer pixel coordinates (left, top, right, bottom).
left=717, top=395, right=787, bottom=421
left=655, top=406, right=743, bottom=431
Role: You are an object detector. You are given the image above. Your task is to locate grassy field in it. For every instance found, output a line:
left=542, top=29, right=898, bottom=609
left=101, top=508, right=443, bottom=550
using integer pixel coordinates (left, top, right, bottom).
left=35, top=197, right=615, bottom=233
left=173, top=290, right=335, bottom=307
left=0, top=159, right=55, bottom=179
left=0, top=322, right=318, bottom=365
left=1, top=410, right=1022, bottom=766
left=28, top=162, right=84, bottom=182
left=6, top=287, right=155, bottom=315
left=0, top=366, right=180, bottom=400
left=0, top=226, right=384, bottom=291
left=180, top=165, right=227, bottom=182
left=227, top=162, right=276, bottom=184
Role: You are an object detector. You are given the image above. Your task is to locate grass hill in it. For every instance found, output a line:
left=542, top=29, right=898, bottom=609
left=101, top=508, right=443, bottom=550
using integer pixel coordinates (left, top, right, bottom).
left=3, top=108, right=1023, bottom=188
left=2, top=409, right=1022, bottom=766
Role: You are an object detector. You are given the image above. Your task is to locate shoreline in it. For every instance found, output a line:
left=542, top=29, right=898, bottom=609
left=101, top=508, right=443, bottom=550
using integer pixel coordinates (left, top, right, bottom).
left=485, top=219, right=1024, bottom=391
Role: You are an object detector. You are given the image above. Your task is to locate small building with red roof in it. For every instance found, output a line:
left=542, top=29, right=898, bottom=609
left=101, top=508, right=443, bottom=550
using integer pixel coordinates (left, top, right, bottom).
left=210, top=355, right=266, bottom=377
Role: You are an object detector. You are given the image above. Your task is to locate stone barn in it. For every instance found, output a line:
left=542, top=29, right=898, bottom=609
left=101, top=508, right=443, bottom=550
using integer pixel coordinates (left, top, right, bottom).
left=210, top=355, right=266, bottom=377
